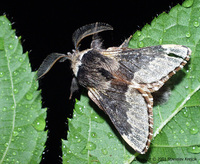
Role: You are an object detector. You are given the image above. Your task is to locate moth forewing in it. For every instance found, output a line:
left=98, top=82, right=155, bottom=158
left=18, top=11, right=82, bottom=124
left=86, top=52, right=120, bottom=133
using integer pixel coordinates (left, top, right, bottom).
left=38, top=22, right=191, bottom=154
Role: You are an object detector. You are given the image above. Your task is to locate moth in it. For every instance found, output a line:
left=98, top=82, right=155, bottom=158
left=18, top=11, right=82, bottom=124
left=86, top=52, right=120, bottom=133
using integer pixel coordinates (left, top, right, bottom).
left=38, top=22, right=191, bottom=154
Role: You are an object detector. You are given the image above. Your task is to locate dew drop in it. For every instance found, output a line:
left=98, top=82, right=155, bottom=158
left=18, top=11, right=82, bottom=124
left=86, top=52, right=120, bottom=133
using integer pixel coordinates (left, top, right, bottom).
left=182, top=0, right=194, bottom=7
left=13, top=71, right=18, bottom=76
left=107, top=132, right=114, bottom=139
left=85, top=141, right=96, bottom=151
left=193, top=21, right=200, bottom=27
left=26, top=81, right=31, bottom=85
left=185, top=122, right=190, bottom=126
left=190, top=126, right=199, bottom=134
left=91, top=113, right=104, bottom=123
left=138, top=41, right=144, bottom=48
left=76, top=106, right=84, bottom=115
left=186, top=32, right=191, bottom=38
left=182, top=107, right=189, bottom=117
left=13, top=88, right=18, bottom=94
left=17, top=128, right=22, bottom=131
left=91, top=132, right=97, bottom=138
left=13, top=131, right=19, bottom=137
left=4, top=142, right=9, bottom=147
left=101, top=148, right=108, bottom=155
left=32, top=116, right=46, bottom=131
left=2, top=107, right=7, bottom=111
left=175, top=142, right=180, bottom=146
left=9, top=44, right=14, bottom=50
left=159, top=38, right=163, bottom=44
left=180, top=129, right=184, bottom=134
left=12, top=152, right=16, bottom=156
left=25, top=92, right=33, bottom=100
left=0, top=72, right=4, bottom=77
left=137, top=31, right=141, bottom=37
left=187, top=146, right=200, bottom=154
left=11, top=105, right=15, bottom=110
left=18, top=57, right=23, bottom=62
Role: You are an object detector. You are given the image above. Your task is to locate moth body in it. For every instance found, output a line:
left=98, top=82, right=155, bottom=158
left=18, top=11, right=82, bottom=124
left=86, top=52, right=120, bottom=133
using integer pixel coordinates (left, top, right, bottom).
left=38, top=22, right=191, bottom=154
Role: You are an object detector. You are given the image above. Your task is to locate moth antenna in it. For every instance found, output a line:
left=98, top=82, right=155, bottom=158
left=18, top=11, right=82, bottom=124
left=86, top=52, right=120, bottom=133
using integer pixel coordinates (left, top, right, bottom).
left=37, top=53, right=68, bottom=79
left=72, top=22, right=113, bottom=50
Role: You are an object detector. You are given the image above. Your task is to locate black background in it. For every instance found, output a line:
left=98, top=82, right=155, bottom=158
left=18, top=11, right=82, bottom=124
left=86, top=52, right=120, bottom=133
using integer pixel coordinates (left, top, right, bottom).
left=1, top=0, right=182, bottom=163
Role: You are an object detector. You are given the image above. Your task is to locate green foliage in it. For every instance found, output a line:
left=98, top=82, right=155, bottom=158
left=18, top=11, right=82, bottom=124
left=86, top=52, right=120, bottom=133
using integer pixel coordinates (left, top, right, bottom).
left=63, top=0, right=200, bottom=163
left=0, top=16, right=47, bottom=163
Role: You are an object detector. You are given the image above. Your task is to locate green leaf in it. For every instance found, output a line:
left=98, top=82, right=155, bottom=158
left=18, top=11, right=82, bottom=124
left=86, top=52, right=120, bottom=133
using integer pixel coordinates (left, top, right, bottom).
left=63, top=0, right=200, bottom=163
left=0, top=16, right=47, bottom=163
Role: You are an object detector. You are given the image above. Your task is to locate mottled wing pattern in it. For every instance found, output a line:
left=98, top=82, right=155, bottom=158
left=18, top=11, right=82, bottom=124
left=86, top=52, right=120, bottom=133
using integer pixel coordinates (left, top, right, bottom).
left=103, top=44, right=191, bottom=92
left=88, top=79, right=153, bottom=154
left=88, top=44, right=191, bottom=153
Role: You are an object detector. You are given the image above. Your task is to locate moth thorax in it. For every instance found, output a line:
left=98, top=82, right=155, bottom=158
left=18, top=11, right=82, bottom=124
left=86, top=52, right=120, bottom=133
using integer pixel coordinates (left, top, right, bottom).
left=71, top=49, right=91, bottom=77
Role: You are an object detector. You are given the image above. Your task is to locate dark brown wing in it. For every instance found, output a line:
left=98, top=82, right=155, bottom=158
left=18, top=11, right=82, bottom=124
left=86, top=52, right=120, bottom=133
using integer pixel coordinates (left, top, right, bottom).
left=88, top=79, right=153, bottom=154
left=103, top=44, right=191, bottom=92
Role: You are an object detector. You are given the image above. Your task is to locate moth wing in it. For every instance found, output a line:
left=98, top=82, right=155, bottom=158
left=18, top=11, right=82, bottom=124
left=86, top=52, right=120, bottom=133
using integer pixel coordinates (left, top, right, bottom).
left=88, top=85, right=153, bottom=154
left=103, top=44, right=191, bottom=92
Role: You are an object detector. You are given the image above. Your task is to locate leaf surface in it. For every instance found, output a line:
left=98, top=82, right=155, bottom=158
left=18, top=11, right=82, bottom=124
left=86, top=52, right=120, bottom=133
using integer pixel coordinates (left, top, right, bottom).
left=0, top=16, right=47, bottom=164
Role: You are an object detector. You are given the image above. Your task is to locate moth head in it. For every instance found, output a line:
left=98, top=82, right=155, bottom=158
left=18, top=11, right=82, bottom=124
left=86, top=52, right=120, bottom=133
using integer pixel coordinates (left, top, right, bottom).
left=37, top=22, right=113, bottom=79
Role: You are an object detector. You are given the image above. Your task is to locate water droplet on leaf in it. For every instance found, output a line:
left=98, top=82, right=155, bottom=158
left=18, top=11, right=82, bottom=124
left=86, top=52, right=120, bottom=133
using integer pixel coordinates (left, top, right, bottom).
left=2, top=107, right=7, bottom=111
left=91, top=132, right=97, bottom=138
left=190, top=126, right=199, bottom=134
left=182, top=0, right=194, bottom=7
left=101, top=148, right=108, bottom=155
left=0, top=72, right=4, bottom=77
left=187, top=146, right=200, bottom=154
left=186, top=32, right=191, bottom=38
left=25, top=92, right=33, bottom=100
left=159, top=38, right=163, bottom=44
left=107, top=132, right=114, bottom=139
left=138, top=41, right=144, bottom=48
left=91, top=113, right=104, bottom=123
left=13, top=71, right=18, bottom=76
left=9, top=44, right=14, bottom=50
left=32, top=116, right=46, bottom=131
left=186, top=122, right=190, bottom=126
left=76, top=106, right=84, bottom=115
left=193, top=21, right=199, bottom=27
left=85, top=141, right=96, bottom=151
left=182, top=107, right=189, bottom=117
left=18, top=57, right=23, bottom=62
left=137, top=31, right=141, bottom=37
left=13, top=88, right=18, bottom=94
left=13, top=131, right=19, bottom=136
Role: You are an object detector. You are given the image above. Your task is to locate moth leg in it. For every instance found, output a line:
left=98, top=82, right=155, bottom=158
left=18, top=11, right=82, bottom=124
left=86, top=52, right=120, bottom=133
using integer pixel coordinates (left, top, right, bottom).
left=119, top=35, right=132, bottom=48
left=69, top=77, right=79, bottom=99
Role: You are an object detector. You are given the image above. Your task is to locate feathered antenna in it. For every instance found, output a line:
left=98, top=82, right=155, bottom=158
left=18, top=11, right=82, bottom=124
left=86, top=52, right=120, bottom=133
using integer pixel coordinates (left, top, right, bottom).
left=72, top=22, right=113, bottom=50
